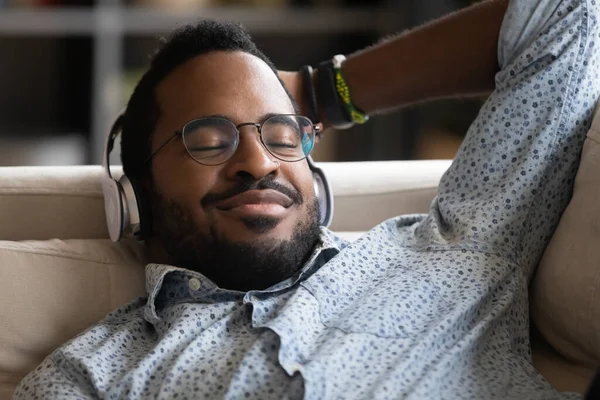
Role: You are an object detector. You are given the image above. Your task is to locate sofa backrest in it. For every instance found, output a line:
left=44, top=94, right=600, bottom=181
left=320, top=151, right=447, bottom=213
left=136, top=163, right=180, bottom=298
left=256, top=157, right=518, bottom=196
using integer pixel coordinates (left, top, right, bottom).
left=0, top=161, right=450, bottom=241
left=532, top=104, right=600, bottom=368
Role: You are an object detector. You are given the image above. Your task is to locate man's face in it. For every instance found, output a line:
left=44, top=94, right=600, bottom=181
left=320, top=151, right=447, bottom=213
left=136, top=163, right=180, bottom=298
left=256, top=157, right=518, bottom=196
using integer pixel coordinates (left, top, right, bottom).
left=148, top=51, right=321, bottom=291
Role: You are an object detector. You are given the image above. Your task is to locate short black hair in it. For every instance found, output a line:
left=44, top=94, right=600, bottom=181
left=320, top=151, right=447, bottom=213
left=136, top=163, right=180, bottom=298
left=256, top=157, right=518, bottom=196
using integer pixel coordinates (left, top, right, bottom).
left=120, top=19, right=296, bottom=180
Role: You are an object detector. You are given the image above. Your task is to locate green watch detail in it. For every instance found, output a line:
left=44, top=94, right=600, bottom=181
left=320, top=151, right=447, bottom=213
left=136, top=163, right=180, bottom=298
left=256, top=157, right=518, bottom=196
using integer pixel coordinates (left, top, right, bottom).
left=334, top=66, right=369, bottom=124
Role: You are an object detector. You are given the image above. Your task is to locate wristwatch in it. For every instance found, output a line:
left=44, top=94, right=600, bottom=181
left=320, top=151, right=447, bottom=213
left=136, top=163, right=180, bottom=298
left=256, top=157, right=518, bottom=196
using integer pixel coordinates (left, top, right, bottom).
left=317, top=55, right=355, bottom=130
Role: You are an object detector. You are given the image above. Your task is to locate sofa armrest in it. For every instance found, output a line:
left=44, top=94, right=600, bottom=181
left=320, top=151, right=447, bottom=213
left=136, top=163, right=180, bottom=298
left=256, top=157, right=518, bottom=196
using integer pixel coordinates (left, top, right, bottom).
left=320, top=160, right=451, bottom=232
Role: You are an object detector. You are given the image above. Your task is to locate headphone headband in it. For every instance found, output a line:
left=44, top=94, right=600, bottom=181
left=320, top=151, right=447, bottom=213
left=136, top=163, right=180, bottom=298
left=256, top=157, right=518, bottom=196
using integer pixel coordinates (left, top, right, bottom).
left=102, top=113, right=124, bottom=180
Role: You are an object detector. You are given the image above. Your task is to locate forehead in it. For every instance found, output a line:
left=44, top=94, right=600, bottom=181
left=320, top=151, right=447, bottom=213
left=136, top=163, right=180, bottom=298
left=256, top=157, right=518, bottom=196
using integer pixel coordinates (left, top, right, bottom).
left=154, top=51, right=294, bottom=135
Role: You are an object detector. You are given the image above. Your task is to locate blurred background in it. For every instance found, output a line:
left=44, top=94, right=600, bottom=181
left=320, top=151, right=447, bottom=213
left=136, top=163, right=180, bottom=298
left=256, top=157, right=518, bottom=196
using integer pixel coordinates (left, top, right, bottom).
left=0, top=0, right=484, bottom=166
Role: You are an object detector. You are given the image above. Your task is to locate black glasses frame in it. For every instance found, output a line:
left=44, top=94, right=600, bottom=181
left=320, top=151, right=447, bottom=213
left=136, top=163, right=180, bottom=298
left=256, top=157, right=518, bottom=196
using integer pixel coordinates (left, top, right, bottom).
left=143, top=114, right=321, bottom=166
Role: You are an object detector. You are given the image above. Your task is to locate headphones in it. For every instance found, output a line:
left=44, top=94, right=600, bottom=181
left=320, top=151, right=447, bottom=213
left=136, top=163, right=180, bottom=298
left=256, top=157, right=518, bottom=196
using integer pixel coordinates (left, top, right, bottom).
left=102, top=112, right=334, bottom=243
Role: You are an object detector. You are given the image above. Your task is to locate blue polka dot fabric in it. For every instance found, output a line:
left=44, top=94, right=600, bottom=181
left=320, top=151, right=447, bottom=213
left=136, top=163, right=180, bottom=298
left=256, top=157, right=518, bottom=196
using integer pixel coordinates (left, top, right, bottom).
left=14, top=0, right=600, bottom=398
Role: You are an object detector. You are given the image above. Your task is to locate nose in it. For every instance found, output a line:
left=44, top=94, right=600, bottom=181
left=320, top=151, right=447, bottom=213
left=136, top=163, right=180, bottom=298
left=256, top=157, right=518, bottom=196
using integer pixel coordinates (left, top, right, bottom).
left=223, top=126, right=280, bottom=181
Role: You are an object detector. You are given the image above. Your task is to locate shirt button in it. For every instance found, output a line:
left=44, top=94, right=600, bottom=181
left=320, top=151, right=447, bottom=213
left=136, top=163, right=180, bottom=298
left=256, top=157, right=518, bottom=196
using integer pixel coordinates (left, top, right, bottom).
left=188, top=278, right=201, bottom=291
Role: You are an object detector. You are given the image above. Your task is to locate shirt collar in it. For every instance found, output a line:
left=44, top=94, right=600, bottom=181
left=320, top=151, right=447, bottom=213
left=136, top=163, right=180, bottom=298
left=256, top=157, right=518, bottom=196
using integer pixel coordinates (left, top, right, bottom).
left=144, top=228, right=345, bottom=324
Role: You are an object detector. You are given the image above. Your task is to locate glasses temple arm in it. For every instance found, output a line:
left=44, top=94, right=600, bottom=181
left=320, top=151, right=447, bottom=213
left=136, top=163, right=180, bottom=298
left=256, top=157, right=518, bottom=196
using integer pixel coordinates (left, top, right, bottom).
left=142, top=131, right=181, bottom=165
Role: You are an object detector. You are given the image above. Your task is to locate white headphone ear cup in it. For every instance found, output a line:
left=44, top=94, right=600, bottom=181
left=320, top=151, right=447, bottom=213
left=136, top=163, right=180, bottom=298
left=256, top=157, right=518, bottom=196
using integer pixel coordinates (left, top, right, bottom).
left=312, top=172, right=328, bottom=226
left=118, top=175, right=141, bottom=239
left=102, top=178, right=124, bottom=242
left=306, top=156, right=333, bottom=227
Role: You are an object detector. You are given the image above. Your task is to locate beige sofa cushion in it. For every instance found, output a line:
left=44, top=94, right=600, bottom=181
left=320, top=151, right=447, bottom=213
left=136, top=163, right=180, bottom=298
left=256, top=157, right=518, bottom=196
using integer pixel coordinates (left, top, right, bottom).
left=0, top=239, right=146, bottom=399
left=532, top=106, right=600, bottom=367
left=323, top=160, right=451, bottom=231
left=531, top=327, right=596, bottom=394
left=0, top=167, right=109, bottom=241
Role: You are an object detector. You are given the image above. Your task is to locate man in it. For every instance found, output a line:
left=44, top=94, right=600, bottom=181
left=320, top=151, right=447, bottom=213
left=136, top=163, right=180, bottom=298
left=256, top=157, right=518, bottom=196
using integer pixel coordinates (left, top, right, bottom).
left=14, top=0, right=599, bottom=398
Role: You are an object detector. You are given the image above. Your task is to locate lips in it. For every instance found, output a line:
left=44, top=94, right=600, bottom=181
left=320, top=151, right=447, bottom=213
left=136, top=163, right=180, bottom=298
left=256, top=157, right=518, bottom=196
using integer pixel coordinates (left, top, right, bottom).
left=214, top=189, right=294, bottom=211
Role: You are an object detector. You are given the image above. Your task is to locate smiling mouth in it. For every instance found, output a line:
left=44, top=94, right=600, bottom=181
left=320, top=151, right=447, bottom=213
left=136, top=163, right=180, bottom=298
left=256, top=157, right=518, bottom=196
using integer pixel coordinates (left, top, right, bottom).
left=214, top=189, right=294, bottom=216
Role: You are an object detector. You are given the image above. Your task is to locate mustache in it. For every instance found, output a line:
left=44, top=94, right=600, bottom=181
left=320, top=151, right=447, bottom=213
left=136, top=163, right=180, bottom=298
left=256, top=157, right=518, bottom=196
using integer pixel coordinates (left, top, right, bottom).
left=201, top=176, right=303, bottom=208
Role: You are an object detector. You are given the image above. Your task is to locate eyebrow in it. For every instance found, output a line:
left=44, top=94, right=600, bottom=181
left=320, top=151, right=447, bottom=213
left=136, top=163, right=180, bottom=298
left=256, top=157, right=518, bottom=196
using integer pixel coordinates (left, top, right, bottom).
left=200, top=113, right=282, bottom=125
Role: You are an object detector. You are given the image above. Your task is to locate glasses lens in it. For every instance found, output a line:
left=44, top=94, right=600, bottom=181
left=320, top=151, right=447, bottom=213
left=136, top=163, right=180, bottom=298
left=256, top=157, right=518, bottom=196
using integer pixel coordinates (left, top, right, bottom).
left=182, top=118, right=238, bottom=165
left=262, top=115, right=315, bottom=161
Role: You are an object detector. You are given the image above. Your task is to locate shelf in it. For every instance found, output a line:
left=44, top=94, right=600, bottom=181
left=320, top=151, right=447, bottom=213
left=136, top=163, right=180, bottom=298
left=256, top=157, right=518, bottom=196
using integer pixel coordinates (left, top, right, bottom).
left=0, top=6, right=398, bottom=36
left=0, top=134, right=87, bottom=166
left=0, top=3, right=409, bottom=164
left=0, top=9, right=95, bottom=35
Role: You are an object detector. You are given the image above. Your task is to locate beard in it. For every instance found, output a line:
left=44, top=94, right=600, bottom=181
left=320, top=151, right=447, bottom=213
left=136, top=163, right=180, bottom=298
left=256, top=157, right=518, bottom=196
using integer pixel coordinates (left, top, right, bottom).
left=150, top=185, right=322, bottom=292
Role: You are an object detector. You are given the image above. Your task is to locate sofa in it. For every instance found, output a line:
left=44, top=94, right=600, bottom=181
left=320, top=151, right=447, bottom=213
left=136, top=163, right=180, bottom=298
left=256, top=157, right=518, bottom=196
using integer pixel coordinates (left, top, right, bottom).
left=2, top=109, right=600, bottom=397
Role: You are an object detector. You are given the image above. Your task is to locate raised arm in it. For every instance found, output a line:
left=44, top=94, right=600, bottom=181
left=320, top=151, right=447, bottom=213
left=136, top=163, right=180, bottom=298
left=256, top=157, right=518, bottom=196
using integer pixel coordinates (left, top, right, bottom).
left=285, top=0, right=600, bottom=276
left=280, top=0, right=509, bottom=125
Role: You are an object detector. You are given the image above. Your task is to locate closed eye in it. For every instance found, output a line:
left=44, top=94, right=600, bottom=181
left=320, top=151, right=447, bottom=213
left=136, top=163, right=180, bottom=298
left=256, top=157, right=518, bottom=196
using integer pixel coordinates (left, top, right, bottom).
left=266, top=142, right=298, bottom=149
left=188, top=144, right=230, bottom=151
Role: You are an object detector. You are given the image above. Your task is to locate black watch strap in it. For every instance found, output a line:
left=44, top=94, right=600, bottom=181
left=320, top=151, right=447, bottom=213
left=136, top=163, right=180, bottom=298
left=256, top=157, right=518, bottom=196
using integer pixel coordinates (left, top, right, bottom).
left=300, top=65, right=319, bottom=124
left=317, top=59, right=354, bottom=130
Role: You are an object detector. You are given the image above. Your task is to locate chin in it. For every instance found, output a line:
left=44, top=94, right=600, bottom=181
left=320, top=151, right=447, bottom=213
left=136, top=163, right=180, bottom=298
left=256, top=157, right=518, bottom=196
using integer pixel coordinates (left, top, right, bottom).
left=214, top=214, right=298, bottom=244
left=156, top=197, right=322, bottom=290
left=239, top=215, right=280, bottom=234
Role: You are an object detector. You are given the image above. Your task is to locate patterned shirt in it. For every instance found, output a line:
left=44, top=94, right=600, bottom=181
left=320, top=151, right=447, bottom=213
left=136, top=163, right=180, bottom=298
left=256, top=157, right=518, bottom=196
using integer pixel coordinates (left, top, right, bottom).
left=14, top=0, right=600, bottom=398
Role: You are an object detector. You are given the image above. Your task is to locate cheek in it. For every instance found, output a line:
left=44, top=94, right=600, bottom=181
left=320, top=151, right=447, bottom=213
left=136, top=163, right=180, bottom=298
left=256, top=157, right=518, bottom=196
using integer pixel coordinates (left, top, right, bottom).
left=302, top=178, right=316, bottom=205
left=287, top=164, right=316, bottom=205
left=151, top=160, right=218, bottom=219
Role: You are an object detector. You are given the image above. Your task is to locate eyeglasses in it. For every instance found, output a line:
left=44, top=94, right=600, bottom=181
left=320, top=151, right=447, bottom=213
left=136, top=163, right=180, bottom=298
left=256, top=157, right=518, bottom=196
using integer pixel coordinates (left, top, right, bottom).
left=144, top=114, right=321, bottom=166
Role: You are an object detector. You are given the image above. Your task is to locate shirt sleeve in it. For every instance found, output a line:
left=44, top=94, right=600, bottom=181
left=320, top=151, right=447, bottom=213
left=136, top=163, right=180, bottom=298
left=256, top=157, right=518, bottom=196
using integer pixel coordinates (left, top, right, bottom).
left=412, top=0, right=600, bottom=277
left=12, top=357, right=96, bottom=400
left=497, top=0, right=563, bottom=69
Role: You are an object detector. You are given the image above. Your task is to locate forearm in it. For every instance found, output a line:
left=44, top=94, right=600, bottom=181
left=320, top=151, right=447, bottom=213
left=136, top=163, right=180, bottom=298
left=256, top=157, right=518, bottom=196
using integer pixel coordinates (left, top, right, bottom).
left=339, top=0, right=509, bottom=115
